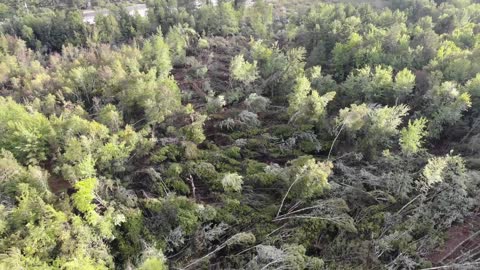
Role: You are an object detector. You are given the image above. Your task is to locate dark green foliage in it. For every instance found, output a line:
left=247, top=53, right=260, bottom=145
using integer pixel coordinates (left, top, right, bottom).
left=5, top=10, right=88, bottom=51
left=196, top=2, right=239, bottom=36
left=144, top=195, right=200, bottom=242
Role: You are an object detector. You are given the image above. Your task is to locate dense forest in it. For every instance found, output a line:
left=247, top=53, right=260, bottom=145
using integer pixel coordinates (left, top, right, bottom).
left=2, top=0, right=480, bottom=269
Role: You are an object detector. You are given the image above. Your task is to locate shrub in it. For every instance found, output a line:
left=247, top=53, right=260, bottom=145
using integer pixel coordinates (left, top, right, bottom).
left=288, top=76, right=335, bottom=124
left=230, top=54, right=258, bottom=85
left=286, top=156, right=333, bottom=199
left=218, top=118, right=237, bottom=131
left=72, top=177, right=99, bottom=225
left=198, top=38, right=209, bottom=49
left=221, top=173, right=243, bottom=193
left=400, top=118, right=428, bottom=155
left=0, top=97, right=55, bottom=164
left=244, top=93, right=270, bottom=113
left=238, top=110, right=261, bottom=128
left=206, top=93, right=226, bottom=113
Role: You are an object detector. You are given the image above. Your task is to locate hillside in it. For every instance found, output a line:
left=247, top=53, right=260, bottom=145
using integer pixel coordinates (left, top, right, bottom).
left=1, top=0, right=480, bottom=269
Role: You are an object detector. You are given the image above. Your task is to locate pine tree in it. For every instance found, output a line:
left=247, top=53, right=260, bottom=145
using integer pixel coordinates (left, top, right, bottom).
left=400, top=118, right=428, bottom=155
left=288, top=76, right=335, bottom=124
left=72, top=177, right=100, bottom=225
left=142, top=32, right=172, bottom=78
left=393, top=68, right=416, bottom=101
left=230, top=54, right=258, bottom=85
left=221, top=173, right=243, bottom=192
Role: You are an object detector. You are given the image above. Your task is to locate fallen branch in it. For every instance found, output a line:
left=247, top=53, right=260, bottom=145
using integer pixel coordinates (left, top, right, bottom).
left=180, top=240, right=228, bottom=270
left=439, top=230, right=480, bottom=263
left=276, top=175, right=301, bottom=217
left=420, top=262, right=480, bottom=270
left=396, top=194, right=422, bottom=215
left=187, top=174, right=196, bottom=200
left=328, top=122, right=345, bottom=160
left=274, top=215, right=344, bottom=222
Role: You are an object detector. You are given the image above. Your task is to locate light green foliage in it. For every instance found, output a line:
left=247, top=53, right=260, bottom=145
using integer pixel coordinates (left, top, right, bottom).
left=145, top=195, right=200, bottom=236
left=417, top=155, right=474, bottom=228
left=1, top=185, right=66, bottom=269
left=182, top=141, right=200, bottom=160
left=97, top=104, right=123, bottom=132
left=341, top=66, right=373, bottom=104
left=393, top=68, right=416, bottom=100
left=76, top=154, right=96, bottom=179
left=0, top=97, right=54, bottom=164
left=249, top=41, right=305, bottom=97
left=0, top=3, right=8, bottom=20
left=342, top=65, right=404, bottom=104
left=230, top=54, right=258, bottom=85
left=221, top=173, right=243, bottom=193
left=52, top=113, right=109, bottom=142
left=452, top=22, right=475, bottom=48
left=0, top=150, right=49, bottom=196
left=400, top=118, right=428, bottom=155
left=0, top=180, right=113, bottom=269
left=97, top=134, right=137, bottom=172
left=288, top=76, right=311, bottom=115
left=166, top=24, right=197, bottom=65
left=244, top=93, right=270, bottom=113
left=138, top=256, right=167, bottom=270
left=288, top=76, right=336, bottom=124
left=0, top=47, right=55, bottom=96
left=206, top=93, right=226, bottom=113
left=431, top=40, right=474, bottom=82
left=308, top=66, right=337, bottom=95
left=72, top=177, right=99, bottom=225
left=0, top=205, right=6, bottom=236
left=196, top=2, right=240, bottom=35
left=333, top=32, right=363, bottom=78
left=308, top=91, right=336, bottom=121
left=250, top=40, right=276, bottom=76
left=286, top=156, right=333, bottom=199
left=465, top=73, right=480, bottom=112
left=182, top=113, right=207, bottom=144
left=94, top=14, right=121, bottom=44
left=363, top=105, right=410, bottom=155
left=198, top=38, right=209, bottom=49
left=52, top=113, right=137, bottom=181
left=142, top=32, right=172, bottom=78
left=423, top=156, right=449, bottom=186
left=336, top=104, right=409, bottom=156
left=3, top=1, right=480, bottom=269
left=371, top=66, right=394, bottom=98
left=243, top=0, right=273, bottom=39
left=336, top=104, right=370, bottom=132
left=369, top=105, right=409, bottom=138
left=238, top=110, right=261, bottom=128
left=227, top=232, right=256, bottom=247
left=426, top=81, right=471, bottom=138
left=248, top=244, right=324, bottom=270
left=147, top=77, right=182, bottom=124
left=41, top=94, right=57, bottom=116
left=147, top=0, right=195, bottom=34
left=466, top=73, right=480, bottom=98
left=120, top=71, right=182, bottom=125
left=216, top=2, right=240, bottom=35
left=64, top=65, right=98, bottom=99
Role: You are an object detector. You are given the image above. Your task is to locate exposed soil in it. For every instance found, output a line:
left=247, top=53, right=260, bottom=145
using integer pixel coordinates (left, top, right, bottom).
left=192, top=175, right=218, bottom=205
left=48, top=174, right=72, bottom=194
left=427, top=213, right=480, bottom=267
